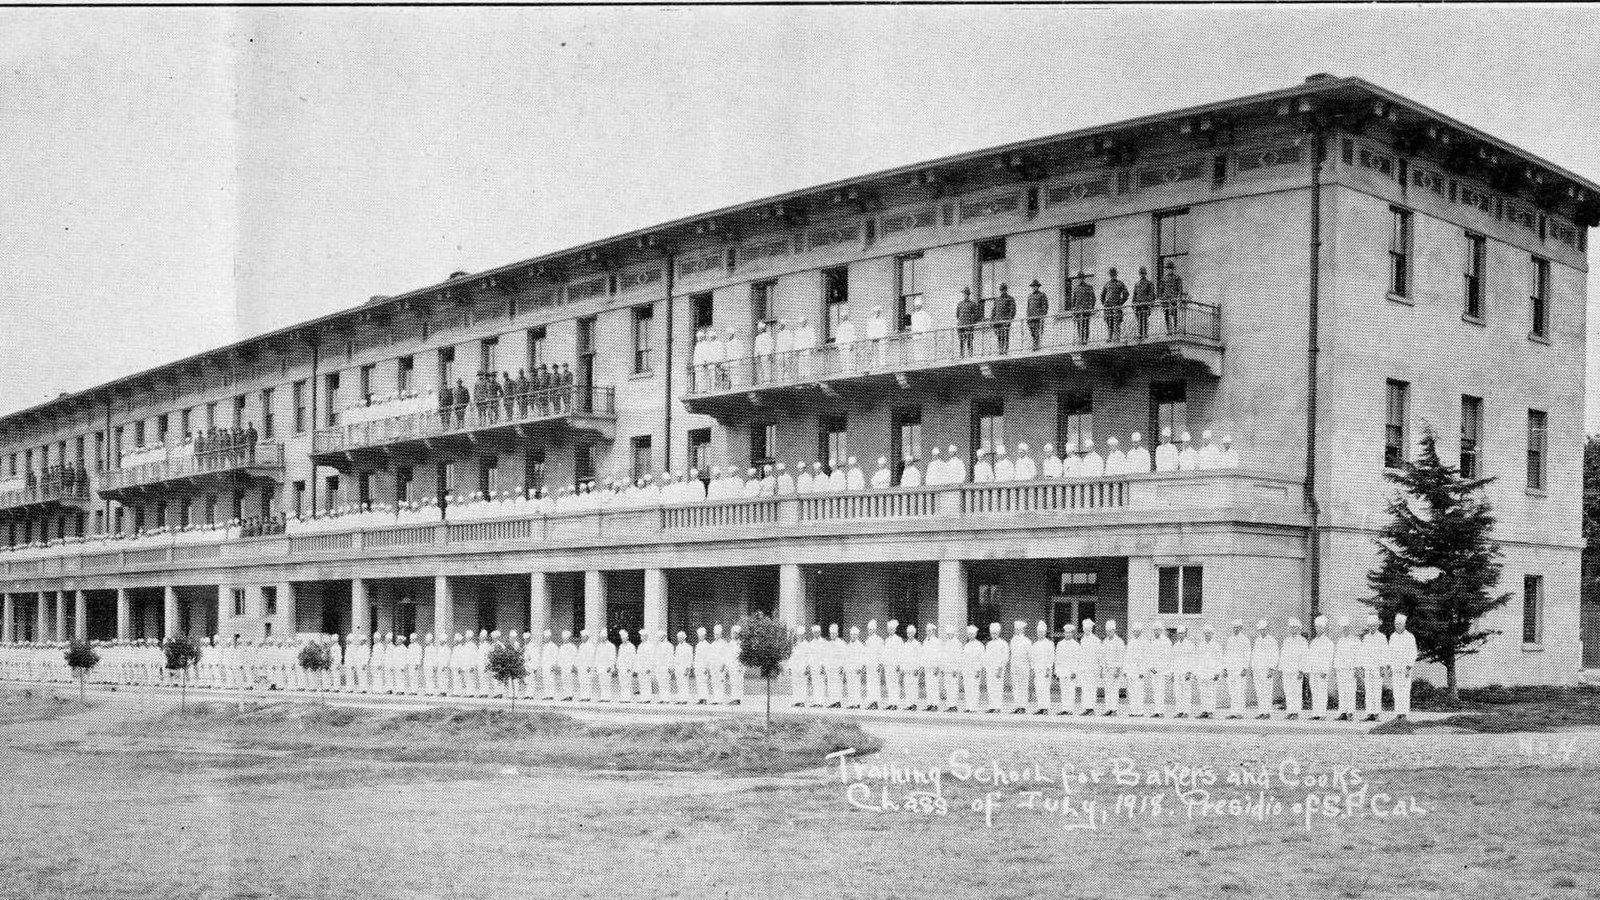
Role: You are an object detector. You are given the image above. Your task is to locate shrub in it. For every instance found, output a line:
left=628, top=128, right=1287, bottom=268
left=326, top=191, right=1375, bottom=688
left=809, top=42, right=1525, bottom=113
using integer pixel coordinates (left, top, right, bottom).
left=485, top=644, right=528, bottom=709
left=736, top=611, right=793, bottom=725
left=63, top=641, right=100, bottom=702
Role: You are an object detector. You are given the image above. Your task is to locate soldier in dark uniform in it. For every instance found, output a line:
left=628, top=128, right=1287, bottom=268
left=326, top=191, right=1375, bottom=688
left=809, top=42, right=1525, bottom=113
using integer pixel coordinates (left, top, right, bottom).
left=1024, top=280, right=1049, bottom=350
left=535, top=365, right=551, bottom=416
left=453, top=378, right=470, bottom=427
left=1069, top=271, right=1097, bottom=345
left=500, top=372, right=515, bottom=421
left=514, top=369, right=531, bottom=417
left=472, top=372, right=489, bottom=424
left=1158, top=260, right=1185, bottom=334
left=245, top=423, right=258, bottom=462
left=438, top=383, right=454, bottom=427
left=1100, top=267, right=1129, bottom=341
left=955, top=287, right=980, bottom=358
left=991, top=283, right=1016, bottom=354
left=1131, top=266, right=1156, bottom=339
left=560, top=363, right=575, bottom=413
left=486, top=372, right=503, bottom=424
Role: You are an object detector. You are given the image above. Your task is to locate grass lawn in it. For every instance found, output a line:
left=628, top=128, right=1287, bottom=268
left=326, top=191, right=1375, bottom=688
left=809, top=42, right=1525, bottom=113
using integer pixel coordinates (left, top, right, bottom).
left=0, top=686, right=1596, bottom=900
left=1380, top=682, right=1600, bottom=733
left=0, top=685, right=94, bottom=726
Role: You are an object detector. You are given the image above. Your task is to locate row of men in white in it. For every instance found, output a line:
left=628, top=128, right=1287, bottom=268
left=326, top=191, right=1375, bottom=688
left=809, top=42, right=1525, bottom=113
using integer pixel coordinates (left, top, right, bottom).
left=786, top=613, right=1419, bottom=721
left=0, top=521, right=246, bottom=558
left=340, top=390, right=436, bottom=426
left=0, top=627, right=750, bottom=705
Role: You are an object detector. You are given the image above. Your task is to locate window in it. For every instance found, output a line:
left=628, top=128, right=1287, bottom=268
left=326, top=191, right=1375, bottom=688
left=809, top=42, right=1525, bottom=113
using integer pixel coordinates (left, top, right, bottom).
left=1157, top=565, right=1204, bottom=615
left=477, top=457, right=497, bottom=498
left=527, top=328, right=547, bottom=369
left=205, top=402, right=217, bottom=430
left=292, top=380, right=307, bottom=434
left=1460, top=396, right=1483, bottom=479
left=1154, top=209, right=1191, bottom=291
left=398, top=356, right=414, bottom=393
left=93, top=435, right=103, bottom=471
left=691, top=293, right=714, bottom=330
left=155, top=502, right=167, bottom=529
left=749, top=424, right=776, bottom=469
left=156, top=414, right=169, bottom=444
left=971, top=398, right=1004, bottom=458
left=631, top=436, right=654, bottom=481
left=293, top=481, right=306, bottom=516
left=93, top=510, right=104, bottom=535
left=112, top=428, right=122, bottom=467
left=234, top=394, right=246, bottom=427
left=260, top=485, right=274, bottom=519
left=1061, top=223, right=1097, bottom=290
left=324, top=373, right=340, bottom=427
left=632, top=304, right=655, bottom=374
left=751, top=281, right=777, bottom=330
left=179, top=501, right=190, bottom=528
left=1385, top=380, right=1410, bottom=468
left=436, top=463, right=452, bottom=505
left=260, top=388, right=275, bottom=439
left=1058, top=391, right=1093, bottom=451
left=439, top=346, right=456, bottom=387
left=74, top=436, right=84, bottom=466
left=1464, top=232, right=1486, bottom=320
left=113, top=507, right=123, bottom=535
left=1388, top=207, right=1413, bottom=299
left=1530, top=256, right=1550, bottom=338
left=180, top=408, right=192, bottom=436
left=359, top=364, right=375, bottom=405
left=232, top=489, right=245, bottom=521
left=396, top=466, right=413, bottom=503
left=262, top=586, right=278, bottom=617
left=1527, top=409, right=1548, bottom=491
left=890, top=408, right=922, bottom=484
left=688, top=428, right=712, bottom=479
left=1150, top=381, right=1187, bottom=447
left=324, top=476, right=340, bottom=512
left=133, top=421, right=145, bottom=447
left=894, top=254, right=923, bottom=331
left=524, top=450, right=545, bottom=494
left=1522, top=575, right=1543, bottom=644
left=822, top=267, right=849, bottom=343
left=574, top=442, right=595, bottom=488
left=576, top=317, right=596, bottom=356
left=233, top=589, right=246, bottom=618
left=819, top=415, right=848, bottom=472
left=480, top=337, right=499, bottom=375
left=204, top=495, right=217, bottom=526
left=975, top=238, right=1007, bottom=315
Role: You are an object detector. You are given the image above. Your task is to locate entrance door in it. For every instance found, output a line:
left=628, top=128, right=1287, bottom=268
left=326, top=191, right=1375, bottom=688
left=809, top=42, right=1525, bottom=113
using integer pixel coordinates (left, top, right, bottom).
left=1051, top=596, right=1097, bottom=637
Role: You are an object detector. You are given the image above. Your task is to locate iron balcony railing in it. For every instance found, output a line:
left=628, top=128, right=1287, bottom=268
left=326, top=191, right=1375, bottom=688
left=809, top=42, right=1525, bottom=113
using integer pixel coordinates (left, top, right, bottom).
left=98, top=442, right=286, bottom=493
left=0, top=480, right=92, bottom=511
left=687, top=296, right=1220, bottom=396
left=313, top=384, right=617, bottom=456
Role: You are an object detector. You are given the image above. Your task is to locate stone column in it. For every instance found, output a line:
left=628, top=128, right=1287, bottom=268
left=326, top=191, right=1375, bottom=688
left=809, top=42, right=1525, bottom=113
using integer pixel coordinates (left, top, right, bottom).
left=777, top=563, right=806, bottom=630
left=74, top=590, right=87, bottom=641
left=2, top=594, right=14, bottom=643
left=1125, top=557, right=1157, bottom=632
left=55, top=591, right=67, bottom=642
left=937, top=559, right=968, bottom=634
left=433, top=575, right=453, bottom=638
left=583, top=570, right=607, bottom=637
left=116, top=588, right=131, bottom=640
left=276, top=582, right=296, bottom=637
left=642, top=568, right=667, bottom=638
left=352, top=578, right=370, bottom=637
left=529, top=572, right=552, bottom=640
left=217, top=584, right=231, bottom=639
left=163, top=586, right=179, bottom=638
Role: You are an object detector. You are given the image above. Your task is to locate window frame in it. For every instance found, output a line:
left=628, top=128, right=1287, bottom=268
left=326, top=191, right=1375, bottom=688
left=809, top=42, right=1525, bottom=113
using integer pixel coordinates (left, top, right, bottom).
left=1530, top=255, right=1551, bottom=339
left=750, top=280, right=777, bottom=332
left=1459, top=395, right=1483, bottom=479
left=1388, top=206, right=1414, bottom=300
left=821, top=267, right=849, bottom=344
left=1526, top=408, right=1548, bottom=492
left=1522, top=574, right=1543, bottom=645
left=818, top=415, right=848, bottom=472
left=970, top=398, right=1005, bottom=460
left=1385, top=380, right=1410, bottom=469
left=894, top=254, right=923, bottom=332
left=631, top=435, right=655, bottom=482
left=1157, top=565, right=1204, bottom=615
left=1463, top=231, right=1486, bottom=320
left=974, top=238, right=1007, bottom=316
left=1149, top=380, right=1188, bottom=448
left=890, top=407, right=923, bottom=485
left=632, top=303, right=655, bottom=375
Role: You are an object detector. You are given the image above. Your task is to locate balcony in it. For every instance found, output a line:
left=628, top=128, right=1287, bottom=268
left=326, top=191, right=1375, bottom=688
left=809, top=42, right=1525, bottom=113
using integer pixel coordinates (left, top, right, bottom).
left=683, top=298, right=1221, bottom=415
left=310, top=385, right=617, bottom=472
left=0, top=479, right=92, bottom=514
left=97, top=443, right=286, bottom=501
left=0, top=468, right=1306, bottom=582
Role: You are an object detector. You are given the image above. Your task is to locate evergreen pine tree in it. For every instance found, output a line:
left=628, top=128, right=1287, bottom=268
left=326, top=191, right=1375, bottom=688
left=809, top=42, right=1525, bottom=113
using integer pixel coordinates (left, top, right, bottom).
left=1364, top=427, right=1511, bottom=700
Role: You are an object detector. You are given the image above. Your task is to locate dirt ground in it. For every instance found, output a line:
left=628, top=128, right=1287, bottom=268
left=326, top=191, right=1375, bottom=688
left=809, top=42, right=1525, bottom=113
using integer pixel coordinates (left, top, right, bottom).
left=1, top=684, right=1596, bottom=900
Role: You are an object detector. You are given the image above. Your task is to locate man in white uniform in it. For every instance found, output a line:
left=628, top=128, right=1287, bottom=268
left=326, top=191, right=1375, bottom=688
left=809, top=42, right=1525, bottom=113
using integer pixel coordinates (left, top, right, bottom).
left=596, top=629, right=618, bottom=702
left=614, top=630, right=635, bottom=702
left=1278, top=619, right=1307, bottom=719
left=692, top=626, right=714, bottom=704
left=1196, top=624, right=1223, bottom=718
left=345, top=633, right=365, bottom=694
left=1100, top=619, right=1125, bottom=716
left=1076, top=619, right=1101, bottom=715
left=1332, top=617, right=1360, bottom=721
left=727, top=624, right=745, bottom=704
left=960, top=624, right=984, bottom=713
left=554, top=630, right=577, bottom=701
left=1388, top=613, right=1418, bottom=719
left=1250, top=620, right=1279, bottom=719
left=672, top=630, right=694, bottom=703
left=827, top=624, right=848, bottom=707
left=1029, top=621, right=1055, bottom=714
left=1124, top=622, right=1148, bottom=716
left=1305, top=616, right=1335, bottom=720
left=1221, top=620, right=1252, bottom=718
left=1147, top=621, right=1171, bottom=717
left=807, top=625, right=828, bottom=707
left=1358, top=613, right=1388, bottom=721
left=981, top=623, right=1008, bottom=713
left=788, top=625, right=809, bottom=706
left=1167, top=624, right=1194, bottom=716
left=862, top=620, right=885, bottom=710
left=1053, top=623, right=1078, bottom=714
left=1006, top=620, right=1031, bottom=713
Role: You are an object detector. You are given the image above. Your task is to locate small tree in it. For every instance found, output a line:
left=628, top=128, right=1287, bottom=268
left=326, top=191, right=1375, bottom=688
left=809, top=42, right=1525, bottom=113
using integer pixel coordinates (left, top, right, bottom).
left=163, top=636, right=203, bottom=712
left=485, top=644, right=528, bottom=710
left=298, top=642, right=334, bottom=705
left=737, top=611, right=793, bottom=726
left=63, top=641, right=100, bottom=703
left=1364, top=428, right=1512, bottom=701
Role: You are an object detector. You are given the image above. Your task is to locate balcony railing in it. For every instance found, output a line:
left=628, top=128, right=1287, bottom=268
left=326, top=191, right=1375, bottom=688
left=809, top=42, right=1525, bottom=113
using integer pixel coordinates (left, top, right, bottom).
left=0, top=480, right=92, bottom=511
left=0, top=469, right=1304, bottom=580
left=686, top=298, right=1220, bottom=397
left=312, top=385, right=617, bottom=456
left=98, top=443, right=286, bottom=494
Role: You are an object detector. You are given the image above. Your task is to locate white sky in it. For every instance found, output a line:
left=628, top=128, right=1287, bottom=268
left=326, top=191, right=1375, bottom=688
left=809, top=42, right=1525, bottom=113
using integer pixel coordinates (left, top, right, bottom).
left=2, top=6, right=1598, bottom=426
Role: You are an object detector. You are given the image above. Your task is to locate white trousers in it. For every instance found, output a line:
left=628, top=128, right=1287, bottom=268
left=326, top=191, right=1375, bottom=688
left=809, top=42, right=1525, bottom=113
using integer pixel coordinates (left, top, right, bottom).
left=1080, top=674, right=1101, bottom=712
left=1360, top=667, right=1383, bottom=714
left=1336, top=670, right=1357, bottom=715
left=1225, top=673, right=1247, bottom=712
left=1252, top=671, right=1275, bottom=712
left=864, top=665, right=882, bottom=704
left=962, top=671, right=982, bottom=711
left=1008, top=666, right=1029, bottom=710
left=1393, top=668, right=1412, bottom=715
left=1031, top=670, right=1053, bottom=712
left=1310, top=673, right=1330, bottom=715
left=1283, top=672, right=1305, bottom=713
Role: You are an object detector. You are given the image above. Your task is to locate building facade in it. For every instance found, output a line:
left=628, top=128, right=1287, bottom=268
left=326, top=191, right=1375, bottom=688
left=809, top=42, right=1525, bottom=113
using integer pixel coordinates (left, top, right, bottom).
left=0, top=76, right=1592, bottom=686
